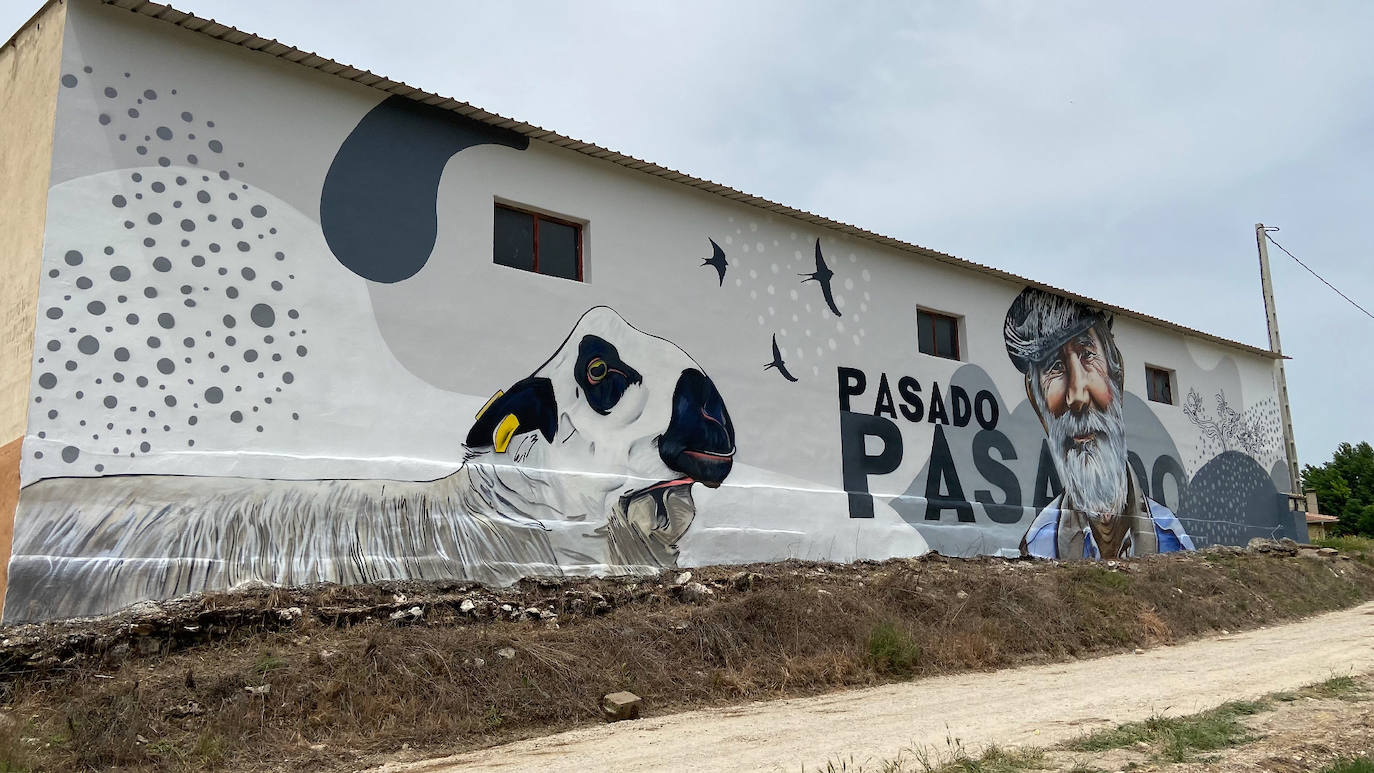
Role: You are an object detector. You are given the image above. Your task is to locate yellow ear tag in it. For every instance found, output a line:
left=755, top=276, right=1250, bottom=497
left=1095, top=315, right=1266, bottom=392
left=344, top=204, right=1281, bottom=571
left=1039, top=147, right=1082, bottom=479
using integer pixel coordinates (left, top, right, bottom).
left=493, top=413, right=520, bottom=453
left=475, top=390, right=504, bottom=420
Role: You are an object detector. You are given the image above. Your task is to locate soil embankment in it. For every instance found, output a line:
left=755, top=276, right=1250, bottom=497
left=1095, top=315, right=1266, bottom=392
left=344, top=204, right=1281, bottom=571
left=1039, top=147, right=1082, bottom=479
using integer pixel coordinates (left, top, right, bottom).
left=0, top=540, right=1368, bottom=771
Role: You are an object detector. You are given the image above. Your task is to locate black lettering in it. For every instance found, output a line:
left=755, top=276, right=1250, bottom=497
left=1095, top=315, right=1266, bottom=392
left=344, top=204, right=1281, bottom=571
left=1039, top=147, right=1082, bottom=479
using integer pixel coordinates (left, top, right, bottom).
left=951, top=385, right=972, bottom=427
left=837, top=366, right=866, bottom=412
left=927, top=382, right=950, bottom=425
left=897, top=376, right=923, bottom=422
left=973, top=429, right=1022, bottom=524
left=840, top=411, right=903, bottom=519
left=1151, top=454, right=1189, bottom=512
left=1127, top=451, right=1149, bottom=499
left=873, top=373, right=897, bottom=419
left=974, top=389, right=999, bottom=431
left=1032, top=439, right=1064, bottom=508
left=923, top=425, right=975, bottom=522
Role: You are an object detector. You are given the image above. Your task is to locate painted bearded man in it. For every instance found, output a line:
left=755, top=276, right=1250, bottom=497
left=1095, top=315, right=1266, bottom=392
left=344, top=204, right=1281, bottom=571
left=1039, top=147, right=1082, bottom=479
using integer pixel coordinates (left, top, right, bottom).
left=1003, top=288, right=1194, bottom=559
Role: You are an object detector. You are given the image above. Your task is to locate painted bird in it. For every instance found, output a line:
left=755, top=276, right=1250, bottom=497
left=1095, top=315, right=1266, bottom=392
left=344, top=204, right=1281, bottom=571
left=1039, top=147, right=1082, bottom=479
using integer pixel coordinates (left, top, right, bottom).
left=800, top=238, right=841, bottom=317
left=702, top=238, right=728, bottom=286
left=764, top=334, right=798, bottom=382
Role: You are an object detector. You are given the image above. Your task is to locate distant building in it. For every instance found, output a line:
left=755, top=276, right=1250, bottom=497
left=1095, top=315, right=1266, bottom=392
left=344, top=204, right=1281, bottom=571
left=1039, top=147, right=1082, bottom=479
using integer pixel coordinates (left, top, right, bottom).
left=0, top=0, right=1304, bottom=622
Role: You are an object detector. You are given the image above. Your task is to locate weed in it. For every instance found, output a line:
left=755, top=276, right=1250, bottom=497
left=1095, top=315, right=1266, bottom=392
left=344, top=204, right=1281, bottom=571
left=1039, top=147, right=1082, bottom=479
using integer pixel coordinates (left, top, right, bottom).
left=867, top=622, right=922, bottom=677
left=1305, top=675, right=1364, bottom=700
left=1068, top=700, right=1269, bottom=762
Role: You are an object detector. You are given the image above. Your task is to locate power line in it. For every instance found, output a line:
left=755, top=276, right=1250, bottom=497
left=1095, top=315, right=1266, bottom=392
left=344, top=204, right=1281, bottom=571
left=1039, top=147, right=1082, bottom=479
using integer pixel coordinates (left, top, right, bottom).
left=1265, top=233, right=1374, bottom=322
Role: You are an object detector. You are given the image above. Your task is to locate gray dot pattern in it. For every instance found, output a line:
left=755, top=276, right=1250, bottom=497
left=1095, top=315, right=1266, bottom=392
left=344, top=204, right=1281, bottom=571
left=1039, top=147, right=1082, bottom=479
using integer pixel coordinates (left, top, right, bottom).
left=36, top=67, right=309, bottom=469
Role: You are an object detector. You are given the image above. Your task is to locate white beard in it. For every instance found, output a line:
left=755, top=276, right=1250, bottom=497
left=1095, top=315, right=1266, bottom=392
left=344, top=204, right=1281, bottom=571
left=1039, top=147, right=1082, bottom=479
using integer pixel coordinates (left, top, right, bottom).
left=1040, top=389, right=1129, bottom=522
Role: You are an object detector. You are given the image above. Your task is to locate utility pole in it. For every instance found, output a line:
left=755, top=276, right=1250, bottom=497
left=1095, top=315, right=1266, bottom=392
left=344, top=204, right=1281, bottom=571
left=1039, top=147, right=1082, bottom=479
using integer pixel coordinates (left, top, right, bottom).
left=1255, top=223, right=1301, bottom=493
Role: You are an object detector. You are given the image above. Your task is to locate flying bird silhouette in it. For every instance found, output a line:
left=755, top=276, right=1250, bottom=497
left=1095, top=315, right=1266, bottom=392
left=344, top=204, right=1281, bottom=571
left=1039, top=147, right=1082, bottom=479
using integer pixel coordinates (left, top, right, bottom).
left=800, top=238, right=842, bottom=317
left=764, top=334, right=798, bottom=382
left=701, top=238, right=728, bottom=286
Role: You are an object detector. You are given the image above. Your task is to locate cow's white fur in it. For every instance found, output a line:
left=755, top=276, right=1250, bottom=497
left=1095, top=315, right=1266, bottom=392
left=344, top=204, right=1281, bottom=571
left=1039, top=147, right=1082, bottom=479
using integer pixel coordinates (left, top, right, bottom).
left=5, top=307, right=720, bottom=622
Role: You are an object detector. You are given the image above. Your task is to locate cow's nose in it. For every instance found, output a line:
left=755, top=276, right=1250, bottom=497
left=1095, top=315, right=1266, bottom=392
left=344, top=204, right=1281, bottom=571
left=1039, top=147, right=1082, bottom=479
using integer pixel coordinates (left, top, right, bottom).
left=659, top=368, right=735, bottom=486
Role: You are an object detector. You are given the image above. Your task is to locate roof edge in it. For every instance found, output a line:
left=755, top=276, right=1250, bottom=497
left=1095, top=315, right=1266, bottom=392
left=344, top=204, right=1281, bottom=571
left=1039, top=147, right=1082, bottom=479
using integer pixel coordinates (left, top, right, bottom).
left=97, top=0, right=1281, bottom=361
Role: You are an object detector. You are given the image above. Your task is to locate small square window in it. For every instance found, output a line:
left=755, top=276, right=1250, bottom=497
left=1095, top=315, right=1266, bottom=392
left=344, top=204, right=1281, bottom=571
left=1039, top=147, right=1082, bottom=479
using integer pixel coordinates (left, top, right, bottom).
left=918, top=309, right=961, bottom=360
left=493, top=203, right=583, bottom=281
left=1146, top=366, right=1174, bottom=405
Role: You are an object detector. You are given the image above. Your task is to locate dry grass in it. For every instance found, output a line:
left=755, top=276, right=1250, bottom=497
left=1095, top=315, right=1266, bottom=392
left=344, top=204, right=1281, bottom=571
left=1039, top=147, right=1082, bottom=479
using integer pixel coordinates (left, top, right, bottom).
left=0, top=548, right=1368, bottom=772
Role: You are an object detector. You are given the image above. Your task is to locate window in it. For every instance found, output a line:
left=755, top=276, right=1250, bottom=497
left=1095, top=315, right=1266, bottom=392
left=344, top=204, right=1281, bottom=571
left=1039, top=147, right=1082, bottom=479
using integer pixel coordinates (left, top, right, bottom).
left=493, top=203, right=583, bottom=281
left=917, top=309, right=961, bottom=360
left=1146, top=366, right=1174, bottom=405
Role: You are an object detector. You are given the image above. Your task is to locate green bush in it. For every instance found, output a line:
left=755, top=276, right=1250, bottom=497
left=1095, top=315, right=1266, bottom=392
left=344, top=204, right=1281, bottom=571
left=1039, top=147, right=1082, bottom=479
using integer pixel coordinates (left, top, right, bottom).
left=867, top=622, right=922, bottom=677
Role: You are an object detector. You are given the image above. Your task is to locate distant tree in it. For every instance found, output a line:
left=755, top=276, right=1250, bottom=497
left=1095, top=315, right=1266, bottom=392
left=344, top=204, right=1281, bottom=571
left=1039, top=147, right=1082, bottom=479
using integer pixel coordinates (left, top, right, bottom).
left=1302, top=442, right=1374, bottom=537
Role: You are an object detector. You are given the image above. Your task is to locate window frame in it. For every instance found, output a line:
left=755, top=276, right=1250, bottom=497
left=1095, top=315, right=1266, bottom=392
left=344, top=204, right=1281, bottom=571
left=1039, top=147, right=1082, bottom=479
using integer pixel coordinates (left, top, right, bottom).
left=916, top=307, right=963, bottom=361
left=492, top=201, right=584, bottom=282
left=1145, top=365, right=1175, bottom=405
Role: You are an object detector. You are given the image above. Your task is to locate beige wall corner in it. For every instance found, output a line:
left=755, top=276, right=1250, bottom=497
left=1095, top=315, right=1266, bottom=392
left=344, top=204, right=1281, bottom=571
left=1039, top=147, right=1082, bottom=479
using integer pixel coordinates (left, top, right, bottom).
left=1, top=0, right=68, bottom=614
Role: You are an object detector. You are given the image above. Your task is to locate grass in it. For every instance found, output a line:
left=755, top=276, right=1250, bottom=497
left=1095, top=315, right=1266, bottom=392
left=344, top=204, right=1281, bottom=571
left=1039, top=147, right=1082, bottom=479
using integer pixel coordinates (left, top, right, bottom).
left=867, top=622, right=922, bottom=677
left=1318, top=536, right=1374, bottom=566
left=0, top=551, right=1371, bottom=772
left=816, top=744, right=1046, bottom=773
left=1067, top=699, right=1269, bottom=762
left=1323, top=757, right=1374, bottom=773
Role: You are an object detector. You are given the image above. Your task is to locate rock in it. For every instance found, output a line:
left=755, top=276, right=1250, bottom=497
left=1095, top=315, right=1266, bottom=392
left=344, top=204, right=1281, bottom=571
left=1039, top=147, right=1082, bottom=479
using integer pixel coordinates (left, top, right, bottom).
left=496, top=647, right=516, bottom=660
left=1299, top=548, right=1322, bottom=559
left=601, top=691, right=642, bottom=722
left=730, top=571, right=761, bottom=591
left=1134, top=648, right=1145, bottom=655
left=956, top=590, right=969, bottom=600
left=524, top=607, right=542, bottom=619
left=244, top=685, right=270, bottom=696
left=469, top=657, right=486, bottom=668
left=389, top=606, right=423, bottom=621
left=1318, top=547, right=1339, bottom=556
left=674, top=571, right=693, bottom=586
left=166, top=701, right=205, bottom=718
left=125, top=601, right=164, bottom=619
left=681, top=582, right=714, bottom=604
left=276, top=606, right=303, bottom=622
left=319, top=649, right=339, bottom=661
left=538, top=609, right=557, bottom=620
left=459, top=599, right=476, bottom=614
left=309, top=744, right=327, bottom=752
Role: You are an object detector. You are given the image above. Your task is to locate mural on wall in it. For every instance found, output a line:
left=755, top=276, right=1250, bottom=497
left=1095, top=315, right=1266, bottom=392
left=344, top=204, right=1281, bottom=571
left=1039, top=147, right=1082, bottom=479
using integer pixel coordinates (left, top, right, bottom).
left=9, top=306, right=733, bottom=621
left=9, top=2, right=1295, bottom=623
left=1002, top=288, right=1194, bottom=558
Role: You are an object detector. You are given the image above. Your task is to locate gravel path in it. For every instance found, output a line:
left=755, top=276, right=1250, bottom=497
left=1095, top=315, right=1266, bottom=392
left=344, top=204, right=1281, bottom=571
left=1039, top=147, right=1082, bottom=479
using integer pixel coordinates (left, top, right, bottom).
left=377, top=601, right=1374, bottom=773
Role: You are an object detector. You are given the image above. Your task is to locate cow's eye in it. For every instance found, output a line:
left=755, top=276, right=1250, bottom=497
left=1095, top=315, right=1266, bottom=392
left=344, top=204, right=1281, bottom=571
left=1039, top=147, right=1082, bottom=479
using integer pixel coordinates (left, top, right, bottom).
left=587, top=358, right=608, bottom=384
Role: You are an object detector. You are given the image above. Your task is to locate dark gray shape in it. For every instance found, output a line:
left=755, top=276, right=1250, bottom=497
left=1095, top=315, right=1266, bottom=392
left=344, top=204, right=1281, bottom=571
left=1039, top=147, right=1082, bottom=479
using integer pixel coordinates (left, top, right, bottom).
left=208, top=139, right=223, bottom=153
left=38, top=373, right=56, bottom=389
left=46, top=340, right=60, bottom=352
left=222, top=314, right=236, bottom=328
left=147, top=212, right=162, bottom=225
left=45, top=307, right=62, bottom=320
left=250, top=303, right=274, bottom=327
left=112, top=195, right=126, bottom=208
left=61, top=74, right=77, bottom=88
left=114, top=347, right=130, bottom=362
left=196, top=190, right=210, bottom=203
left=86, top=301, right=105, bottom=315
left=61, top=446, right=79, bottom=463
left=103, top=396, right=118, bottom=409
left=320, top=95, right=529, bottom=282
left=157, top=313, right=175, bottom=329
left=250, top=205, right=267, bottom=218
left=231, top=218, right=243, bottom=229
left=243, top=349, right=258, bottom=363
left=110, top=265, right=130, bottom=281
left=230, top=410, right=243, bottom=423
left=156, top=358, right=175, bottom=375
left=236, top=241, right=250, bottom=252
left=103, top=86, right=116, bottom=98
left=139, top=441, right=151, bottom=453
left=204, top=386, right=223, bottom=404
left=156, top=126, right=173, bottom=140
left=1178, top=450, right=1286, bottom=547
left=152, top=257, right=171, bottom=272
left=77, top=335, right=99, bottom=355
left=181, top=111, right=193, bottom=122
left=64, top=250, right=83, bottom=266
left=98, top=114, right=111, bottom=125
left=180, top=219, right=195, bottom=232
left=241, top=267, right=255, bottom=280
left=76, top=276, right=92, bottom=290
left=143, top=89, right=157, bottom=100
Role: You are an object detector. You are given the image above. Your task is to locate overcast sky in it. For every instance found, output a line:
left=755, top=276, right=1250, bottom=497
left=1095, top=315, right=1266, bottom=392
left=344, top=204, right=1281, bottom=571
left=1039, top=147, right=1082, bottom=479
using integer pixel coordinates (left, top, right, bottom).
left=6, top=1, right=1372, bottom=479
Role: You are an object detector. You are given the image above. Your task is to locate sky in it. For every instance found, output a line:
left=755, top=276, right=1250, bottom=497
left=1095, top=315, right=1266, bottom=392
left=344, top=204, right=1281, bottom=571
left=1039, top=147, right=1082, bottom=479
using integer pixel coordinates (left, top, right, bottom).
left=5, top=0, right=1372, bottom=478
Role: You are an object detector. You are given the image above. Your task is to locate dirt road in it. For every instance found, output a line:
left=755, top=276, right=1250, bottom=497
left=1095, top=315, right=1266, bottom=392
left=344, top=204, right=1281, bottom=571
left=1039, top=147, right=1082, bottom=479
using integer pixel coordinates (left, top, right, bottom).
left=377, top=601, right=1374, bottom=773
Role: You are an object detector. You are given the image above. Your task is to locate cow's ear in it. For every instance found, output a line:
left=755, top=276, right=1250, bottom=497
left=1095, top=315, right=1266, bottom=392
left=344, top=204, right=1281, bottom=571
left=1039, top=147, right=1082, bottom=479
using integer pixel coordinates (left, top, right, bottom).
left=466, top=377, right=559, bottom=452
